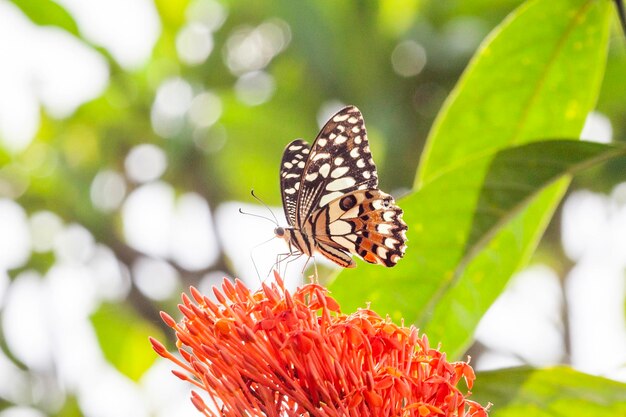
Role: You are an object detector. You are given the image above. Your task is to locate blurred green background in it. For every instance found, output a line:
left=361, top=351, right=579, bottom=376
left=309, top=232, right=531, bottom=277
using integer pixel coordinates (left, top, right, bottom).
left=0, top=0, right=625, bottom=416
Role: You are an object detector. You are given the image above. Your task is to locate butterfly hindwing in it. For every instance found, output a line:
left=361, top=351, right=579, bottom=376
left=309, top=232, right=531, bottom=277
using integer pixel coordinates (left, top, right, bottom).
left=313, top=189, right=407, bottom=267
left=279, top=139, right=311, bottom=226
left=296, top=106, right=378, bottom=224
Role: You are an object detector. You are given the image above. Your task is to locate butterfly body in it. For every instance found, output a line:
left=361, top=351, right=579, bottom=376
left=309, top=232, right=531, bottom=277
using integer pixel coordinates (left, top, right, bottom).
left=277, top=106, right=407, bottom=268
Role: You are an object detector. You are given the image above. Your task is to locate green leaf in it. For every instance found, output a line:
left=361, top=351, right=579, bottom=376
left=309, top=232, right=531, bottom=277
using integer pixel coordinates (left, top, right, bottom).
left=330, top=0, right=612, bottom=359
left=417, top=0, right=611, bottom=185
left=9, top=0, right=80, bottom=37
left=465, top=140, right=626, bottom=265
left=91, top=303, right=163, bottom=381
left=472, top=367, right=626, bottom=416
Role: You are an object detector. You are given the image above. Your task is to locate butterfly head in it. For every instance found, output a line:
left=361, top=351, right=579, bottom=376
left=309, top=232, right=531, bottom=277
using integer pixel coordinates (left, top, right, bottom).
left=274, top=226, right=285, bottom=237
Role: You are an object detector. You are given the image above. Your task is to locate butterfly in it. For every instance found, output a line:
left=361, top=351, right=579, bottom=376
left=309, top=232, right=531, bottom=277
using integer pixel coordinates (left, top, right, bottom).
left=274, top=105, right=407, bottom=268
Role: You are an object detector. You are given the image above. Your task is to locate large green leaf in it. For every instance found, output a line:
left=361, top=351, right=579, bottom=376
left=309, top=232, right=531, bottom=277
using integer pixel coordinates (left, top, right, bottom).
left=471, top=367, right=626, bottom=416
left=330, top=0, right=612, bottom=359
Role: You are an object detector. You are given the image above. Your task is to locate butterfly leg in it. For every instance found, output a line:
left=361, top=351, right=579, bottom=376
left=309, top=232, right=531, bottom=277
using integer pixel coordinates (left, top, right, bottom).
left=299, top=256, right=319, bottom=283
left=269, top=251, right=300, bottom=278
left=282, top=252, right=305, bottom=281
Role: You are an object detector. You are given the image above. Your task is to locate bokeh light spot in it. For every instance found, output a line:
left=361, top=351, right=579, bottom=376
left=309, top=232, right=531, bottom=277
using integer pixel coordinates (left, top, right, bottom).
left=224, top=20, right=290, bottom=76
left=391, top=40, right=427, bottom=77
left=90, top=170, right=127, bottom=212
left=125, top=144, right=167, bottom=184
left=235, top=71, right=275, bottom=106
left=188, top=91, right=222, bottom=129
left=133, top=256, right=179, bottom=301
left=29, top=211, right=64, bottom=253
left=186, top=0, right=228, bottom=32
left=0, top=200, right=31, bottom=269
left=53, top=224, right=96, bottom=265
left=176, top=23, right=213, bottom=65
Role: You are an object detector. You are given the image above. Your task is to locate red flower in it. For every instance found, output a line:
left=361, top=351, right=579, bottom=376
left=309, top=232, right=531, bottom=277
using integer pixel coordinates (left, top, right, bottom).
left=150, top=272, right=489, bottom=417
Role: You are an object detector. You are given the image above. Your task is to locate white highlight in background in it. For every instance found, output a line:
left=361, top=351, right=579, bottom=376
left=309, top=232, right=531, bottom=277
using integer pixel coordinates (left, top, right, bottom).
left=122, top=182, right=219, bottom=270
left=581, top=111, right=613, bottom=143
left=55, top=0, right=160, bottom=69
left=0, top=2, right=108, bottom=152
left=474, top=265, right=565, bottom=370
left=0, top=200, right=31, bottom=269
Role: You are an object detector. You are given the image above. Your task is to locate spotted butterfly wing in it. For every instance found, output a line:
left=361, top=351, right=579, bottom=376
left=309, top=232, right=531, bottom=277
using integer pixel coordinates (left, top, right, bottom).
left=279, top=139, right=310, bottom=226
left=315, top=189, right=407, bottom=267
left=277, top=106, right=407, bottom=268
left=296, top=107, right=378, bottom=223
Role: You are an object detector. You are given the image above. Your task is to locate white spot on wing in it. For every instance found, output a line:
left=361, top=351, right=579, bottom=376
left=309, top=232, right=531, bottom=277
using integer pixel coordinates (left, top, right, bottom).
left=319, top=163, right=331, bottom=178
left=320, top=191, right=343, bottom=206
left=335, top=135, right=347, bottom=144
left=334, top=157, right=344, bottom=166
left=376, top=246, right=388, bottom=258
left=285, top=188, right=296, bottom=194
left=313, top=153, right=330, bottom=161
left=327, top=177, right=356, bottom=191
left=350, top=148, right=360, bottom=158
left=363, top=171, right=371, bottom=179
left=284, top=162, right=293, bottom=169
left=351, top=126, right=360, bottom=133
left=289, top=144, right=302, bottom=151
left=354, top=136, right=362, bottom=144
left=305, top=172, right=319, bottom=182
left=317, top=138, right=327, bottom=147
left=383, top=211, right=396, bottom=221
left=333, top=114, right=349, bottom=122
left=356, top=159, right=365, bottom=168
left=329, top=220, right=352, bottom=235
left=377, top=223, right=392, bottom=234
left=385, top=237, right=399, bottom=247
left=330, top=166, right=349, bottom=178
left=297, top=161, right=305, bottom=168
left=348, top=116, right=358, bottom=124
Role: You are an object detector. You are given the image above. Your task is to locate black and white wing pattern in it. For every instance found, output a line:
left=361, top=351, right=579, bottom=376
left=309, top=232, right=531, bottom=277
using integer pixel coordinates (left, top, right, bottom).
left=295, top=106, right=378, bottom=224
left=279, top=139, right=310, bottom=226
left=276, top=106, right=407, bottom=268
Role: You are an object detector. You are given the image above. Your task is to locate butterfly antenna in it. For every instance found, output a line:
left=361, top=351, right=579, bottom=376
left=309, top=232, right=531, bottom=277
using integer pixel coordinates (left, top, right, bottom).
left=250, top=189, right=280, bottom=225
left=238, top=208, right=278, bottom=225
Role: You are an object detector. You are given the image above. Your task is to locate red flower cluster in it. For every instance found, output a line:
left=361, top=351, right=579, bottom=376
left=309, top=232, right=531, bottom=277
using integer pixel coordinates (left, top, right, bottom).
left=150, top=273, right=488, bottom=417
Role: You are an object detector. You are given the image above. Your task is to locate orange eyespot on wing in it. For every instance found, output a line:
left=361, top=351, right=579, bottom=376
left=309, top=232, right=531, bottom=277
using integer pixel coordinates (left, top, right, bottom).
left=316, top=189, right=408, bottom=267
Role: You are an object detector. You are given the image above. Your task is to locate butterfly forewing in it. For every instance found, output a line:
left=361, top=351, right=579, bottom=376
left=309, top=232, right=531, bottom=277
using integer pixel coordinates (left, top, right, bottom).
left=279, top=139, right=311, bottom=226
left=296, top=106, right=378, bottom=224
